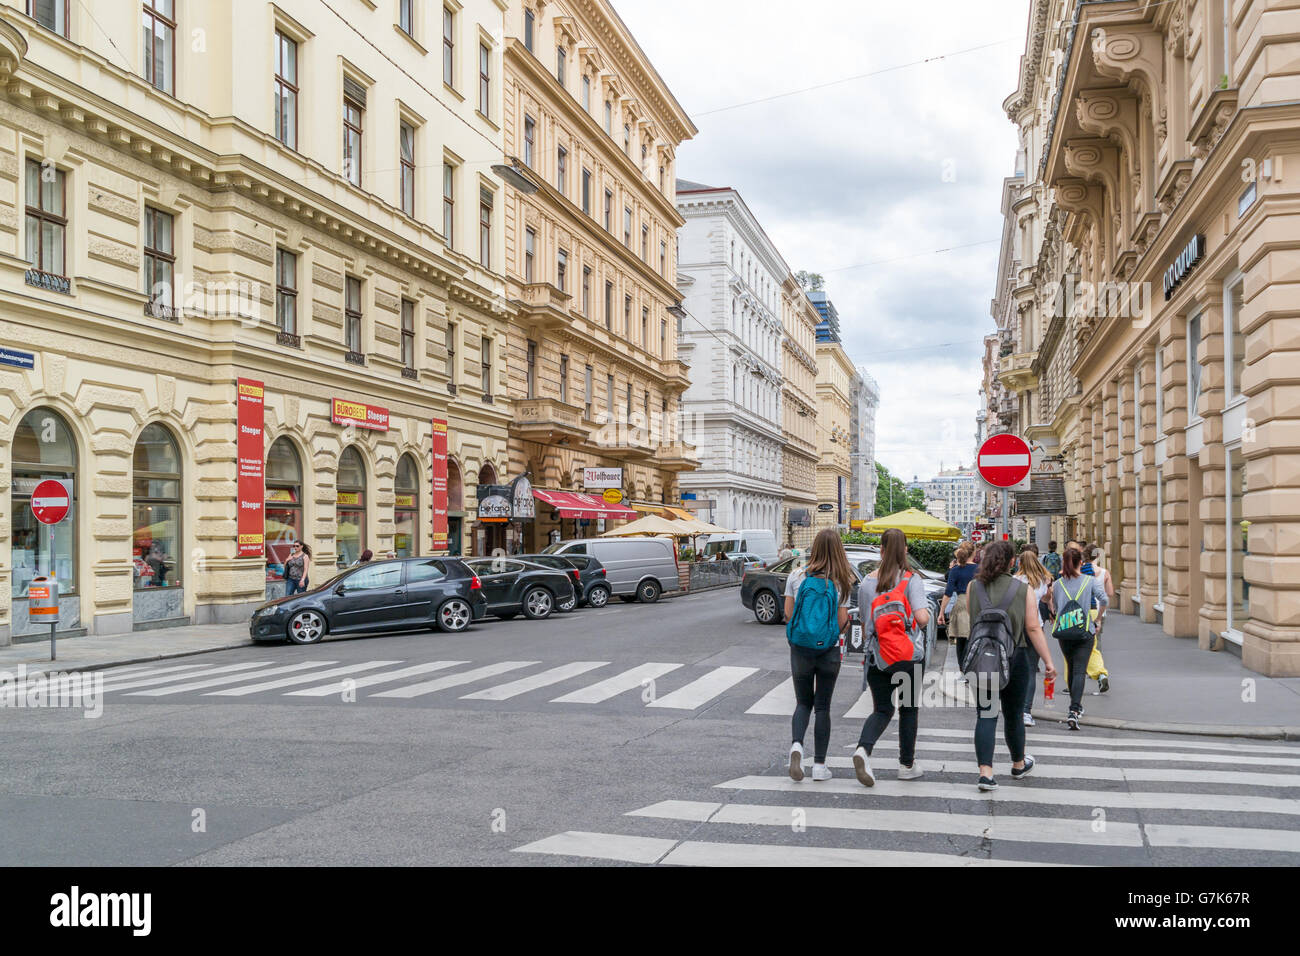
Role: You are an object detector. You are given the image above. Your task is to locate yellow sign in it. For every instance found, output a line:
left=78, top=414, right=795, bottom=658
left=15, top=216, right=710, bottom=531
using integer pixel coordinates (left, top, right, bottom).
left=395, top=494, right=415, bottom=509
left=337, top=491, right=361, bottom=506
left=850, top=520, right=865, bottom=531
left=603, top=488, right=624, bottom=504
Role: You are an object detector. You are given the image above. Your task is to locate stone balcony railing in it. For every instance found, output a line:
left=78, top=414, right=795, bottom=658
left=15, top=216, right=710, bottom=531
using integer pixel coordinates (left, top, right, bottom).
left=513, top=396, right=587, bottom=444
left=997, top=351, right=1038, bottom=393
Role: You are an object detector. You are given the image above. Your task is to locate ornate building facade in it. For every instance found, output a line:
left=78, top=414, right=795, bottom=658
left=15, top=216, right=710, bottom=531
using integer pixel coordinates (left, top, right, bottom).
left=780, top=279, right=819, bottom=548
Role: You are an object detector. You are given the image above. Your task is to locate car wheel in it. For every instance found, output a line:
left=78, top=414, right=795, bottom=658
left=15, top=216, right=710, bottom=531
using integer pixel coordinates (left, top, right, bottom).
left=753, top=590, right=780, bottom=625
left=287, top=610, right=327, bottom=645
left=522, top=587, right=554, bottom=620
left=558, top=593, right=577, bottom=612
left=586, top=584, right=611, bottom=609
left=637, top=580, right=662, bottom=604
left=437, top=598, right=473, bottom=633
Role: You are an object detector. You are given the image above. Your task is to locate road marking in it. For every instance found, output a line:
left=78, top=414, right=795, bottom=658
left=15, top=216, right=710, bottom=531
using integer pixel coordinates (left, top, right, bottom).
left=915, top=726, right=1300, bottom=757
left=513, top=831, right=675, bottom=864
left=628, top=799, right=1142, bottom=847
left=460, top=661, right=609, bottom=701
left=815, top=757, right=1300, bottom=788
left=97, top=662, right=221, bottom=685
left=843, top=691, right=873, bottom=719
left=745, top=678, right=796, bottom=715
left=551, top=662, right=682, bottom=704
left=647, top=666, right=758, bottom=710
left=908, top=739, right=1300, bottom=768
left=371, top=661, right=539, bottom=699
left=285, top=660, right=468, bottom=696
left=714, top=775, right=1300, bottom=815
left=660, top=840, right=1061, bottom=868
left=1143, top=824, right=1300, bottom=853
left=204, top=661, right=402, bottom=696
left=105, top=662, right=278, bottom=693
left=125, top=661, right=339, bottom=696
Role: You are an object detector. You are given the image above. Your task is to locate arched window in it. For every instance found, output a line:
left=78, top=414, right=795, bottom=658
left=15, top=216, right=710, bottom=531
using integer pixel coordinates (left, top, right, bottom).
left=337, top=446, right=367, bottom=566
left=10, top=408, right=77, bottom=597
left=394, top=454, right=420, bottom=558
left=132, top=424, right=182, bottom=590
left=265, top=438, right=302, bottom=582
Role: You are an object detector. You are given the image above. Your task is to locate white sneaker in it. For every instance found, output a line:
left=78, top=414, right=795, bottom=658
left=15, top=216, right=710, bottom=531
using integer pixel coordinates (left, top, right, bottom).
left=1023, top=713, right=1035, bottom=727
left=852, top=746, right=875, bottom=787
left=811, top=763, right=832, bottom=781
left=898, top=763, right=924, bottom=780
left=788, top=742, right=804, bottom=781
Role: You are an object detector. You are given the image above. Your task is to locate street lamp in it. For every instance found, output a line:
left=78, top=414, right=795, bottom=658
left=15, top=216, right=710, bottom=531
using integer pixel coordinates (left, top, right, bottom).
left=491, top=159, right=540, bottom=195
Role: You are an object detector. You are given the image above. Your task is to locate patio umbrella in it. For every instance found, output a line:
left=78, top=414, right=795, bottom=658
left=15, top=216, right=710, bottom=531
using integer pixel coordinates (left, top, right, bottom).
left=859, top=508, right=962, bottom=541
left=598, top=513, right=687, bottom=537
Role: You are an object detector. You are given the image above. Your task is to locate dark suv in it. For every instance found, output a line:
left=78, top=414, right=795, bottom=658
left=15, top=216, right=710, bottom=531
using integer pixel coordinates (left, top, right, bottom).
left=516, top=554, right=611, bottom=610
left=250, top=556, right=488, bottom=644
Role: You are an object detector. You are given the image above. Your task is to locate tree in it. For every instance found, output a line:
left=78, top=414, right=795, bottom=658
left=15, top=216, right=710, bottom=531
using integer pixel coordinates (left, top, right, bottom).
left=795, top=270, right=824, bottom=293
left=874, top=462, right=924, bottom=517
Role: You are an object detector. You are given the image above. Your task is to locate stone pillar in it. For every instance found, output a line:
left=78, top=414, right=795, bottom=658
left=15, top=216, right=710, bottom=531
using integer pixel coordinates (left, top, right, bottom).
left=1117, top=369, right=1138, bottom=611
left=1195, top=282, right=1228, bottom=647
left=1160, top=314, right=1196, bottom=638
left=1137, top=345, right=1161, bottom=622
left=1101, top=379, right=1120, bottom=570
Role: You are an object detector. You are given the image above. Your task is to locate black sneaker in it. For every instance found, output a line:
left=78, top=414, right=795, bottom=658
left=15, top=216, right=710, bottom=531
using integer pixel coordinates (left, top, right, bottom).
left=1067, top=712, right=1080, bottom=731
left=1011, top=755, right=1036, bottom=780
left=978, top=776, right=998, bottom=792
left=1098, top=675, right=1110, bottom=694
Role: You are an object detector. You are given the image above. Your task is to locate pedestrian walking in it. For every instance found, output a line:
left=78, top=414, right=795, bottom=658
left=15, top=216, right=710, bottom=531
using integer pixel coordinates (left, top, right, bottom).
left=1014, top=548, right=1053, bottom=727
left=358, top=548, right=374, bottom=564
left=851, top=528, right=931, bottom=787
left=284, top=541, right=313, bottom=595
left=965, top=540, right=1057, bottom=791
left=784, top=528, right=853, bottom=783
left=1042, top=540, right=1063, bottom=579
left=1048, top=545, right=1109, bottom=730
left=940, top=544, right=977, bottom=671
left=1084, top=547, right=1115, bottom=693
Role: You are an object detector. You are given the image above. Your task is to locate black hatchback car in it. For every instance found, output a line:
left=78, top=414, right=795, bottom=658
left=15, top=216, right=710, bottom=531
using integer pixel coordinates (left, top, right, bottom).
left=516, top=554, right=611, bottom=610
left=462, top=558, right=577, bottom=621
left=250, top=557, right=488, bottom=644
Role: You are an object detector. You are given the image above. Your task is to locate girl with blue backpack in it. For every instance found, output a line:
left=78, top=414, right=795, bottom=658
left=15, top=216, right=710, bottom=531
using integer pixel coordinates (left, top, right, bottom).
left=784, top=528, right=854, bottom=782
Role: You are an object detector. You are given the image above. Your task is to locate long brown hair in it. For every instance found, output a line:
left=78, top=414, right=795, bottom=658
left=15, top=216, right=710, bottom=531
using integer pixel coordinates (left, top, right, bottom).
left=1061, top=546, right=1084, bottom=578
left=976, top=540, right=1014, bottom=584
left=1017, top=549, right=1050, bottom=590
left=875, top=528, right=912, bottom=590
left=806, top=528, right=854, bottom=603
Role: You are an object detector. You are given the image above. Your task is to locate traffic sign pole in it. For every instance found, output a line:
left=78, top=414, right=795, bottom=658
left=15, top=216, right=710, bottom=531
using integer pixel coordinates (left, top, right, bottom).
left=30, top=478, right=71, bottom=661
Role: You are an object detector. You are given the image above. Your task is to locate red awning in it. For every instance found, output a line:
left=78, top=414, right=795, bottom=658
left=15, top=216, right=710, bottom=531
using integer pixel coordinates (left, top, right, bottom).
left=534, top=489, right=637, bottom=521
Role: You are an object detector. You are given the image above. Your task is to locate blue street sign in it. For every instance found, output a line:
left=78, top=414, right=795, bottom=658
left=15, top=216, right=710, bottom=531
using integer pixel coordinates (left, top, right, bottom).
left=681, top=493, right=697, bottom=500
left=0, top=348, right=35, bottom=370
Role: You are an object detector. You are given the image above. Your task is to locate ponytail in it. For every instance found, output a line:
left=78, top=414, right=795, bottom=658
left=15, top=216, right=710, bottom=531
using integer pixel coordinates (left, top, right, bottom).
left=1061, top=546, right=1082, bottom=577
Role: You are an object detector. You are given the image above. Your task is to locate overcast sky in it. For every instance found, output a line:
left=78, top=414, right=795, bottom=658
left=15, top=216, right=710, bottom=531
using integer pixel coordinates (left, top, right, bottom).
left=615, top=0, right=1032, bottom=483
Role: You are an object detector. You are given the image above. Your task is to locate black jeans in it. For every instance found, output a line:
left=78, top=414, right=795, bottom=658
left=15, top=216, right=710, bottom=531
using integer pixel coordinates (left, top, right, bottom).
left=857, top=660, right=923, bottom=766
left=974, top=646, right=1033, bottom=767
left=1058, top=636, right=1095, bottom=714
left=791, top=645, right=841, bottom=763
left=1021, top=652, right=1040, bottom=716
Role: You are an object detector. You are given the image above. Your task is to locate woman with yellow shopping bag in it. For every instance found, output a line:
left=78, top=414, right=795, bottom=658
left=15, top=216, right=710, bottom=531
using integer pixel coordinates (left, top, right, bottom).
left=1048, top=546, right=1109, bottom=730
left=1082, top=547, right=1115, bottom=693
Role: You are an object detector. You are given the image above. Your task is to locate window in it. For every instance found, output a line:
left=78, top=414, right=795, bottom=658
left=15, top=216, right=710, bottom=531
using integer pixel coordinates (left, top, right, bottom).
left=524, top=9, right=534, bottom=52
left=604, top=281, right=613, bottom=330
left=481, top=335, right=494, bottom=397
left=408, top=560, right=447, bottom=583
left=581, top=265, right=591, bottom=315
left=401, top=299, right=416, bottom=369
left=606, top=373, right=614, bottom=417
left=581, top=168, right=591, bottom=214
left=526, top=340, right=537, bottom=398
left=625, top=384, right=632, bottom=420
left=1228, top=443, right=1250, bottom=634
left=11, top=409, right=77, bottom=600
left=133, top=423, right=182, bottom=590
left=478, top=43, right=491, bottom=116
left=603, top=100, right=612, bottom=134
left=441, top=6, right=454, bottom=85
left=144, top=207, right=175, bottom=314
left=641, top=306, right=648, bottom=347
left=659, top=240, right=666, bottom=275
left=343, top=82, right=365, bottom=187
left=442, top=163, right=455, bottom=244
left=557, top=146, right=567, bottom=195
left=395, top=455, right=420, bottom=558
left=447, top=321, right=458, bottom=382
left=603, top=189, right=613, bottom=231
left=582, top=74, right=591, bottom=111
left=264, top=437, right=302, bottom=583
left=623, top=124, right=630, bottom=154
left=556, top=45, right=566, bottom=86
left=559, top=354, right=569, bottom=404
left=624, top=294, right=631, bottom=336
left=274, top=31, right=298, bottom=149
left=524, top=228, right=536, bottom=282
left=524, top=115, right=535, bottom=167
left=584, top=365, right=593, bottom=419
left=641, top=224, right=649, bottom=260
left=660, top=319, right=667, bottom=357
left=25, top=158, right=66, bottom=277
left=623, top=207, right=632, bottom=246
left=275, top=249, right=297, bottom=334
left=27, top=0, right=68, bottom=36
left=1187, top=312, right=1204, bottom=420
left=479, top=186, right=493, bottom=267
left=336, top=446, right=367, bottom=568
left=1226, top=281, right=1245, bottom=401
left=557, top=248, right=567, bottom=292
left=399, top=121, right=416, bottom=216
left=142, top=0, right=175, bottom=95
left=345, top=275, right=363, bottom=355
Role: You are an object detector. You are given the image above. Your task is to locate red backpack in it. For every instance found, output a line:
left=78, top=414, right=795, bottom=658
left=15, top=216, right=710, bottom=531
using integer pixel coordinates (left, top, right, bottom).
left=869, top=573, right=924, bottom=666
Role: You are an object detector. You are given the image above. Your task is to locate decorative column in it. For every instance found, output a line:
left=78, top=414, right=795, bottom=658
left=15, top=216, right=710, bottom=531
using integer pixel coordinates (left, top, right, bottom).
left=1195, top=281, right=1228, bottom=647
left=1101, top=380, right=1121, bottom=561
left=1160, top=313, right=1195, bottom=638
left=1137, top=344, right=1161, bottom=622
left=1117, top=367, right=1137, bottom=612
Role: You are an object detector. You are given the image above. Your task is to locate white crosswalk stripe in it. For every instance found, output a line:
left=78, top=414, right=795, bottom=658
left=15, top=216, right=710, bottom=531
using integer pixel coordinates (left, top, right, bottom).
left=916, top=726, right=1300, bottom=757
left=647, top=666, right=758, bottom=710
left=816, top=756, right=1300, bottom=788
left=551, top=662, right=682, bottom=704
left=370, top=661, right=540, bottom=699
left=105, top=662, right=278, bottom=693
left=460, top=662, right=609, bottom=701
left=285, top=660, right=468, bottom=696
left=125, top=661, right=339, bottom=696
left=205, top=661, right=403, bottom=696
left=745, top=678, right=795, bottom=715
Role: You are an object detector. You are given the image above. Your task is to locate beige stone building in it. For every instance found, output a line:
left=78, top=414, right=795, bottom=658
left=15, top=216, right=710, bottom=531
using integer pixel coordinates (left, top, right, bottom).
left=0, top=0, right=516, bottom=642
left=780, top=277, right=819, bottom=548
left=998, top=0, right=1300, bottom=675
left=498, top=0, right=697, bottom=552
left=814, top=339, right=854, bottom=534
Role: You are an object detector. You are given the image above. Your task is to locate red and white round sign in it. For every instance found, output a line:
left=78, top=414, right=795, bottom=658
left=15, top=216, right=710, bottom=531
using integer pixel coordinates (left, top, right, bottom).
left=977, top=434, right=1032, bottom=489
left=30, top=479, right=70, bottom=524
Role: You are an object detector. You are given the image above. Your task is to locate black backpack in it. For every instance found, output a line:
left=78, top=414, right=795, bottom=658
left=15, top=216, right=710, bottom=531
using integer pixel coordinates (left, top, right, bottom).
left=961, top=579, right=1023, bottom=691
left=1052, top=577, right=1092, bottom=643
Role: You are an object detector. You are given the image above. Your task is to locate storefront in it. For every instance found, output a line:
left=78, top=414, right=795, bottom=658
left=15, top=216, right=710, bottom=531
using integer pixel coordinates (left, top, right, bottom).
left=394, top=454, right=419, bottom=558
left=336, top=446, right=367, bottom=567
left=265, top=437, right=303, bottom=599
left=531, top=489, right=637, bottom=549
left=131, top=423, right=185, bottom=625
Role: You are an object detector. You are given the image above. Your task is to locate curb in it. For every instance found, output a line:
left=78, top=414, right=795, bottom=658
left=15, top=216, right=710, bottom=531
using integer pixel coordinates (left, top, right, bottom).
left=11, top=640, right=255, bottom=679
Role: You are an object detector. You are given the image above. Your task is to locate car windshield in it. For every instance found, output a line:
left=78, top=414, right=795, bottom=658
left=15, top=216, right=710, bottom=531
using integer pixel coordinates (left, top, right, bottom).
left=703, top=541, right=733, bottom=556
left=313, top=569, right=353, bottom=592
left=541, top=543, right=564, bottom=554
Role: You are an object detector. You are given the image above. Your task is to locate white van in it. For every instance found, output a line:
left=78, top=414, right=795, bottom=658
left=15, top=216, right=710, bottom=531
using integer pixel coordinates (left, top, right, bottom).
left=702, top=530, right=780, bottom=566
left=544, top=536, right=679, bottom=603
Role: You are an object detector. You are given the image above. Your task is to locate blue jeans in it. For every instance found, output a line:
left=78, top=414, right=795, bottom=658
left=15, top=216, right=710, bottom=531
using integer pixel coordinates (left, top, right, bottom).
left=285, top=578, right=308, bottom=596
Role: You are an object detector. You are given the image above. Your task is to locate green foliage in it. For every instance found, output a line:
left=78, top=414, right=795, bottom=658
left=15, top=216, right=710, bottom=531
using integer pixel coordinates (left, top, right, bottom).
left=874, top=461, right=925, bottom=517
left=842, top=531, right=956, bottom=574
left=795, top=270, right=824, bottom=293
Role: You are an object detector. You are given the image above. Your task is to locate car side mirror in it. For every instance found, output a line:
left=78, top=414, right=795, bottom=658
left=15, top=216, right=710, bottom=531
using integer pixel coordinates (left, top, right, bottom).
left=334, top=585, right=347, bottom=596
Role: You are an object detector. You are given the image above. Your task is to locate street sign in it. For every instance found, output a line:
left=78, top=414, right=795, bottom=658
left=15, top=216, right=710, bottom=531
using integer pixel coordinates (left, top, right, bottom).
left=602, top=488, right=624, bottom=505
left=30, top=479, right=70, bottom=524
left=977, top=434, right=1032, bottom=489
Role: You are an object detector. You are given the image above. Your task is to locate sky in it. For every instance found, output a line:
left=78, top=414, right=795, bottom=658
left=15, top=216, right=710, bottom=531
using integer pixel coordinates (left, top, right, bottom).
left=614, top=0, right=1033, bottom=482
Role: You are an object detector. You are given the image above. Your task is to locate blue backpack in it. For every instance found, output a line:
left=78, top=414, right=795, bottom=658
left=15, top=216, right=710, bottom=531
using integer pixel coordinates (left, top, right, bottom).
left=786, top=574, right=840, bottom=652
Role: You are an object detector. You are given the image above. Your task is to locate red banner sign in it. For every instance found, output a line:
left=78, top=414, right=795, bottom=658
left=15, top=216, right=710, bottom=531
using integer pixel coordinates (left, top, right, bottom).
left=236, top=378, right=265, bottom=557
left=432, top=418, right=449, bottom=552
left=332, top=398, right=389, bottom=431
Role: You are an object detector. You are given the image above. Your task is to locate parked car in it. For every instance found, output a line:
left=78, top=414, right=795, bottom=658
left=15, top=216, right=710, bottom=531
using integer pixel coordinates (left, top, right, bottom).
left=249, top=556, right=487, bottom=644
left=462, top=558, right=577, bottom=621
left=727, top=552, right=766, bottom=572
left=516, top=554, right=610, bottom=610
left=543, top=536, right=677, bottom=604
left=703, top=529, right=780, bottom=566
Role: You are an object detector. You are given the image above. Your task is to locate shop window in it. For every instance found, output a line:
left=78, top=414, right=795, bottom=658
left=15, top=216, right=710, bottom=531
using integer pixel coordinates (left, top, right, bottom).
left=337, top=446, right=367, bottom=567
left=395, top=454, right=420, bottom=558
left=1187, top=312, right=1204, bottom=421
left=10, top=408, right=77, bottom=597
left=265, top=437, right=303, bottom=582
left=132, top=423, right=182, bottom=590
left=1228, top=445, right=1250, bottom=634
left=1225, top=281, right=1245, bottom=402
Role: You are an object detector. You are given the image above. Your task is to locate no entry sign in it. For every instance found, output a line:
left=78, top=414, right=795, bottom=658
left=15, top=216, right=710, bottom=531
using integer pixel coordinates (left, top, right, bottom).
left=977, top=434, right=1032, bottom=489
left=30, top=479, right=70, bottom=524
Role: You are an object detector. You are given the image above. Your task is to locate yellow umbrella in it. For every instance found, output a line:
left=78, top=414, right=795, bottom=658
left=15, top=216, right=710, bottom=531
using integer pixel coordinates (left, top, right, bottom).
left=860, top=508, right=961, bottom=541
left=599, top=514, right=687, bottom=537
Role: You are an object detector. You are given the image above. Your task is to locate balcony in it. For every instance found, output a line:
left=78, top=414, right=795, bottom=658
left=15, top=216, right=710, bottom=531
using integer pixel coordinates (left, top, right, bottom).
left=997, top=351, right=1038, bottom=393
left=661, top=358, right=691, bottom=390
left=512, top=397, right=588, bottom=445
left=584, top=418, right=656, bottom=460
left=657, top=441, right=701, bottom=472
left=518, top=282, right=574, bottom=333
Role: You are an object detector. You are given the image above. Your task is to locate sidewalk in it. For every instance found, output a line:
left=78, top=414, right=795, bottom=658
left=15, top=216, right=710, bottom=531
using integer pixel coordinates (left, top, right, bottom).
left=943, top=612, right=1300, bottom=739
left=0, top=623, right=252, bottom=678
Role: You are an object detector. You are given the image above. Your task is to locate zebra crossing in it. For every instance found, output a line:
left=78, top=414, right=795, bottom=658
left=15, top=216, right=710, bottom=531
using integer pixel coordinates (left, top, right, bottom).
left=512, top=726, right=1300, bottom=866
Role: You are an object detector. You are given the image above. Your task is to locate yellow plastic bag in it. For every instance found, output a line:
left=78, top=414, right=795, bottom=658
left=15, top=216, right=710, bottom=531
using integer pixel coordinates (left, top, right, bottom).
left=1086, top=614, right=1107, bottom=679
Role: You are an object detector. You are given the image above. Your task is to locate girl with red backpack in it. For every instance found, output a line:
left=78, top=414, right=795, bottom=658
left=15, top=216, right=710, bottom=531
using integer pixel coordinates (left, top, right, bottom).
left=851, top=529, right=931, bottom=787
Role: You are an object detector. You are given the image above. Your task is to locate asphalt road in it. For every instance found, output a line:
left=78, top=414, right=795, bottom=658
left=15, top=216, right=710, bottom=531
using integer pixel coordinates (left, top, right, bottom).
left=2, top=588, right=1299, bottom=866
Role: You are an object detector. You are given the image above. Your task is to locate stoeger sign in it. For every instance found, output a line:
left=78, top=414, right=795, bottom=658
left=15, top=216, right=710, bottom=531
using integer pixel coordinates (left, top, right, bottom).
left=235, top=378, right=265, bottom=558
left=332, top=397, right=390, bottom=431
left=1163, top=234, right=1206, bottom=300
left=431, top=418, right=449, bottom=552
